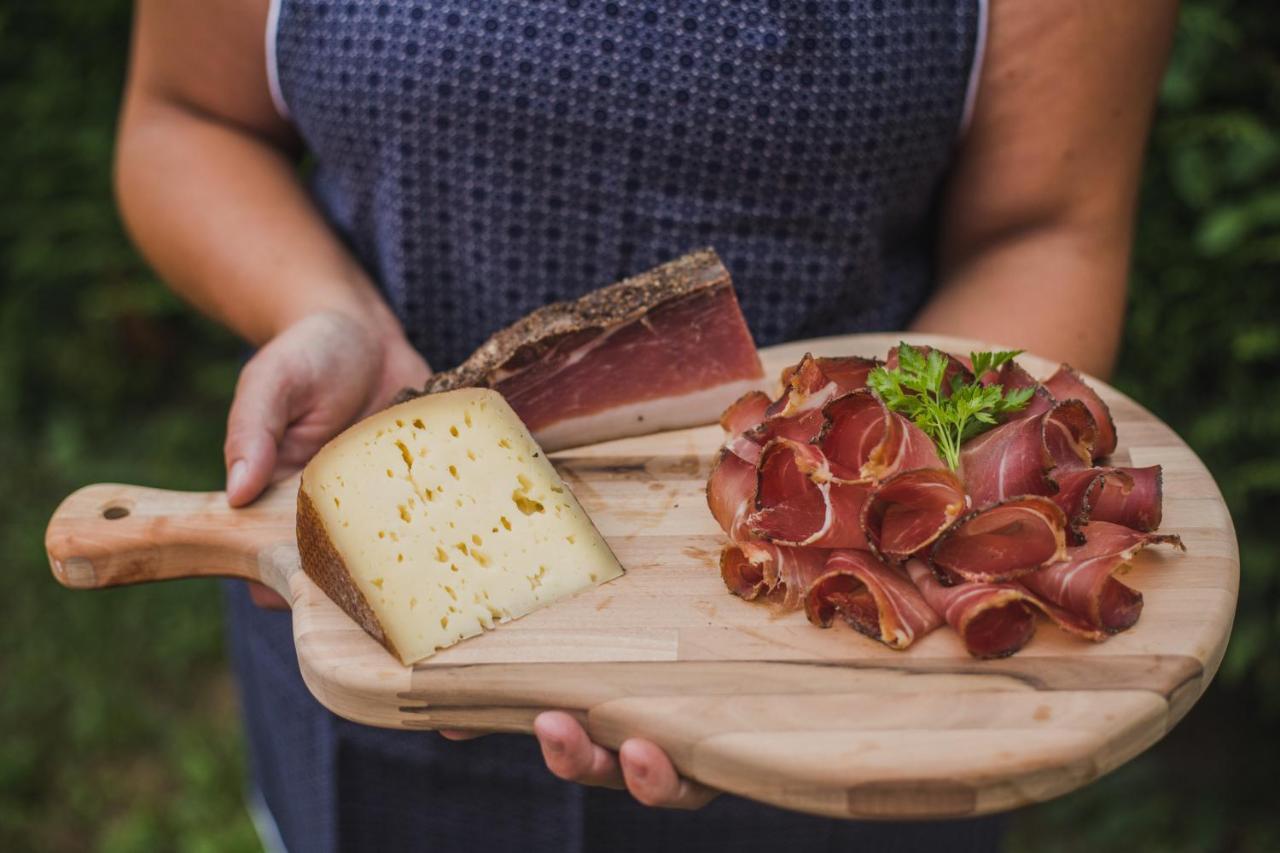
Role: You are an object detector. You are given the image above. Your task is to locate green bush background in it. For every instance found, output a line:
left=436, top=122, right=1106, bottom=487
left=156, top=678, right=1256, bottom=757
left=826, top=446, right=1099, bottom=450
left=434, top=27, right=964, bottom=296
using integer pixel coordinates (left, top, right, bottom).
left=2, top=2, right=1276, bottom=850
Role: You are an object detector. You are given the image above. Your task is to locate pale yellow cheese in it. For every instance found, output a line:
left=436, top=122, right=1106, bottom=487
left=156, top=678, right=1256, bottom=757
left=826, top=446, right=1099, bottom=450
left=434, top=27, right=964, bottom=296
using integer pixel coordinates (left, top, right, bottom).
left=300, top=388, right=623, bottom=664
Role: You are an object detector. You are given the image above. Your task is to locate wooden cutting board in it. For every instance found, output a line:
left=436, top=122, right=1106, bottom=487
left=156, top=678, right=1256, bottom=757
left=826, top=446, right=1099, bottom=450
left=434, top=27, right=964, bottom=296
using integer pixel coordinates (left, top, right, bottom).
left=44, top=333, right=1238, bottom=820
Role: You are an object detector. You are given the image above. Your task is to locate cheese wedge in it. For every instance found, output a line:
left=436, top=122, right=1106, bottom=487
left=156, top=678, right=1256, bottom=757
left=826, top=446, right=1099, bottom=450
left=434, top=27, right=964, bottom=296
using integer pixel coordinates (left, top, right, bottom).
left=297, top=388, right=623, bottom=664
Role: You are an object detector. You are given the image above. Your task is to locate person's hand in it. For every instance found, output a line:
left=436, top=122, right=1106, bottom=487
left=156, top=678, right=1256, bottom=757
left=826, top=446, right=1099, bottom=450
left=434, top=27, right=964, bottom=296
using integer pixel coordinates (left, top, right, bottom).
left=229, top=314, right=713, bottom=811
left=223, top=310, right=431, bottom=606
left=441, top=713, right=718, bottom=809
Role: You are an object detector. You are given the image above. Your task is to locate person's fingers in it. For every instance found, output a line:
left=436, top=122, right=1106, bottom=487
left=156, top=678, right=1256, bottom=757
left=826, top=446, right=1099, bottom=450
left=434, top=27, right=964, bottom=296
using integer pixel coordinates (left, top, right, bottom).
left=534, top=712, right=625, bottom=790
left=438, top=729, right=489, bottom=741
left=618, top=739, right=719, bottom=810
left=247, top=582, right=290, bottom=610
left=365, top=339, right=433, bottom=415
left=224, top=356, right=291, bottom=507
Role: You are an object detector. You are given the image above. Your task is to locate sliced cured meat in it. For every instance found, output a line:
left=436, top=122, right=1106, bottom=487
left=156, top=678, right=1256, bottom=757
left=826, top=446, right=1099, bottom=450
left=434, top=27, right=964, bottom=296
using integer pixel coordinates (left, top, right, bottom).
left=1043, top=364, right=1117, bottom=460
left=816, top=390, right=944, bottom=483
left=905, top=559, right=1035, bottom=657
left=730, top=401, right=833, bottom=465
left=721, top=542, right=831, bottom=608
left=804, top=550, right=942, bottom=649
left=777, top=353, right=880, bottom=391
left=721, top=357, right=866, bottom=464
left=1019, top=521, right=1185, bottom=632
left=995, top=361, right=1056, bottom=421
left=769, top=544, right=835, bottom=608
left=719, top=390, right=772, bottom=465
left=1050, top=467, right=1135, bottom=544
left=863, top=468, right=968, bottom=561
left=959, top=399, right=1097, bottom=507
left=720, top=543, right=772, bottom=601
left=767, top=353, right=879, bottom=419
left=905, top=560, right=1105, bottom=658
left=1049, top=466, right=1163, bottom=540
left=411, top=249, right=765, bottom=451
left=720, top=390, right=771, bottom=436
left=706, top=342, right=1186, bottom=660
left=723, top=431, right=765, bottom=467
left=931, top=495, right=1068, bottom=584
left=768, top=544, right=836, bottom=608
left=706, top=449, right=757, bottom=541
left=1089, top=465, right=1163, bottom=532
left=1041, top=400, right=1097, bottom=472
left=748, top=438, right=871, bottom=548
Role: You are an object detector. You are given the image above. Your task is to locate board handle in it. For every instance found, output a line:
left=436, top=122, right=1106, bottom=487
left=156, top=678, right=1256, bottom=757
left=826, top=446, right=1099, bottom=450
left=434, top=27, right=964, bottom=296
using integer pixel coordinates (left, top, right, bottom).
left=45, top=478, right=298, bottom=593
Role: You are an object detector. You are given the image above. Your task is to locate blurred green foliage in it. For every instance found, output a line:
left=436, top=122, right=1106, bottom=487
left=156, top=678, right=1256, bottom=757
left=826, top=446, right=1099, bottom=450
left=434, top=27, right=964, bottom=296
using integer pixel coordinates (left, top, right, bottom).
left=1011, top=2, right=1280, bottom=849
left=1, top=2, right=255, bottom=850
left=1, top=0, right=1276, bottom=851
left=1118, top=0, right=1280, bottom=711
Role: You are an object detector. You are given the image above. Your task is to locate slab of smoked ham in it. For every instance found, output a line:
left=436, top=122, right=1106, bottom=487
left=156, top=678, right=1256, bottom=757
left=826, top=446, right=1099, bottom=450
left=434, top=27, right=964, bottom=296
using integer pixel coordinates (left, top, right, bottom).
left=707, top=344, right=1183, bottom=658
left=404, top=249, right=765, bottom=451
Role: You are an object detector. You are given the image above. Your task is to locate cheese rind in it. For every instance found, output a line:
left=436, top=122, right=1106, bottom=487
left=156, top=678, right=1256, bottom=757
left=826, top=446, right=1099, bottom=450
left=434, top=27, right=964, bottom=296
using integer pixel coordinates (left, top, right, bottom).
left=297, top=388, right=623, bottom=665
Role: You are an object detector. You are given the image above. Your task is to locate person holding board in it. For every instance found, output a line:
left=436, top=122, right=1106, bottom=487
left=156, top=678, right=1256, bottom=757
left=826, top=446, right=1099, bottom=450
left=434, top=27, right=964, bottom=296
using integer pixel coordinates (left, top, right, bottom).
left=114, top=1, right=1175, bottom=850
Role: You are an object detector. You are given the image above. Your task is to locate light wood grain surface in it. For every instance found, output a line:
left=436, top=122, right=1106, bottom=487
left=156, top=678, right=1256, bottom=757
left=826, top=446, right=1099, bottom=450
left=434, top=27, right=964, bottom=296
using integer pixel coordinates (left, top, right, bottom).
left=44, top=333, right=1238, bottom=819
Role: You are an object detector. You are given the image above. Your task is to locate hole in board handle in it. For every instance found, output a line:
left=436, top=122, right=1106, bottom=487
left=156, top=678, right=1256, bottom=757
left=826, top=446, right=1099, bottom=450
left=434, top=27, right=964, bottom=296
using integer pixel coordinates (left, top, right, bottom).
left=103, top=505, right=130, bottom=520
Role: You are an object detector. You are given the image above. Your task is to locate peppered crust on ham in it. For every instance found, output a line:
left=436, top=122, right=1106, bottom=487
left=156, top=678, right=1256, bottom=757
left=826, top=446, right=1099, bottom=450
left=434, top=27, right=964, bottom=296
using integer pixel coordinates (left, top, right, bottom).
left=398, top=248, right=766, bottom=450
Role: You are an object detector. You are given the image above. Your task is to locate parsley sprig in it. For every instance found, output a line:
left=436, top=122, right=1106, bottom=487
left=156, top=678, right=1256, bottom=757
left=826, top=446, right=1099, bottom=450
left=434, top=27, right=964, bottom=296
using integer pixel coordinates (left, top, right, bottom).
left=866, top=343, right=1035, bottom=471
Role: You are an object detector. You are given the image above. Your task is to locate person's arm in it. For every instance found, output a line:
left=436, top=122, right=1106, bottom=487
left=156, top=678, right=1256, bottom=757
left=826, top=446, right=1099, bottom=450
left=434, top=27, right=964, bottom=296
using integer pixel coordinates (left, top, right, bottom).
left=116, top=0, right=700, bottom=810
left=912, top=0, right=1178, bottom=379
left=117, top=0, right=397, bottom=346
left=116, top=0, right=429, bottom=505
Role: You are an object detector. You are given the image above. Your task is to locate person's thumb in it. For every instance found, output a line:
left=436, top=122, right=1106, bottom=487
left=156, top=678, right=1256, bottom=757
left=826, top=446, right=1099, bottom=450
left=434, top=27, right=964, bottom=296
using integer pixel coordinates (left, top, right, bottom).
left=224, top=357, right=291, bottom=507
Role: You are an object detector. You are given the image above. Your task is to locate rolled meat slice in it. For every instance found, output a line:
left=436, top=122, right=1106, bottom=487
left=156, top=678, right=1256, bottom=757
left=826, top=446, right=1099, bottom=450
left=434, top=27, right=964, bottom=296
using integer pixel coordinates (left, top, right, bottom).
left=747, top=438, right=871, bottom=548
left=804, top=550, right=942, bottom=649
left=720, top=390, right=771, bottom=437
left=863, top=468, right=968, bottom=562
left=706, top=449, right=758, bottom=541
left=720, top=542, right=831, bottom=608
left=1089, top=465, right=1163, bottom=532
left=930, top=495, right=1069, bottom=584
left=730, top=404, right=837, bottom=466
left=767, top=353, right=879, bottom=419
left=721, top=543, right=772, bottom=600
left=719, top=391, right=772, bottom=465
left=721, top=356, right=874, bottom=464
left=959, top=399, right=1097, bottom=507
left=906, top=559, right=1035, bottom=657
left=1050, top=467, right=1136, bottom=544
left=1019, top=520, right=1185, bottom=633
left=816, top=390, right=944, bottom=484
left=1043, top=364, right=1118, bottom=460
left=904, top=560, right=1105, bottom=658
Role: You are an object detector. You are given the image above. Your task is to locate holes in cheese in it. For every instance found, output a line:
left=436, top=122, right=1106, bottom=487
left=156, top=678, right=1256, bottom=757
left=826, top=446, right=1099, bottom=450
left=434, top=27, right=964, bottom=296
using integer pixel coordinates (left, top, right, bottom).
left=296, top=388, right=623, bottom=665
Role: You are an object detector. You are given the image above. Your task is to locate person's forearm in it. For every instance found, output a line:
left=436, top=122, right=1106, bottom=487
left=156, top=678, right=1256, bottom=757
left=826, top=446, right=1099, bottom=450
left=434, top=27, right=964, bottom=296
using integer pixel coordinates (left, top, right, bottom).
left=913, top=0, right=1175, bottom=382
left=115, top=96, right=399, bottom=346
left=910, top=223, right=1129, bottom=379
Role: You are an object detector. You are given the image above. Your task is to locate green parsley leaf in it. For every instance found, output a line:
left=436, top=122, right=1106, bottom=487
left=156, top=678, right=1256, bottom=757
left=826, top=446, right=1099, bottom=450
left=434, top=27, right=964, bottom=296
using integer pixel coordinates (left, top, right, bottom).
left=866, top=342, right=1032, bottom=470
left=969, top=349, right=1023, bottom=381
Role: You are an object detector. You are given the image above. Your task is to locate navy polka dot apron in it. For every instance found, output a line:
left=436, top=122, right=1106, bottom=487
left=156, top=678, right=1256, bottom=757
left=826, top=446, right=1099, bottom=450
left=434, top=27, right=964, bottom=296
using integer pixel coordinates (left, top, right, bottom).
left=228, top=2, right=1001, bottom=851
